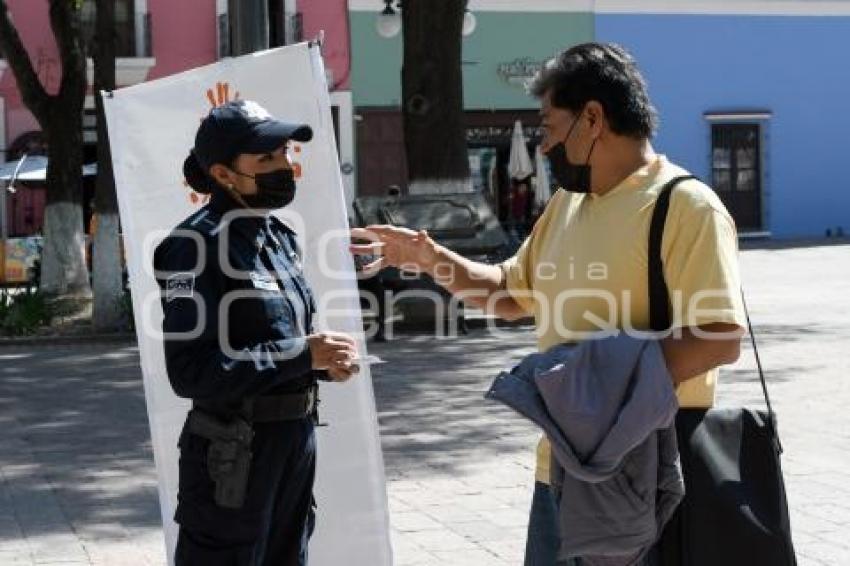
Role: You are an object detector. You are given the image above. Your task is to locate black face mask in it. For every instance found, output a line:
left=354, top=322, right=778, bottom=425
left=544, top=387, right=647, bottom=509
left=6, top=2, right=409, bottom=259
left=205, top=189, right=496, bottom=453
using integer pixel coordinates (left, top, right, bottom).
left=234, top=167, right=297, bottom=210
left=545, top=111, right=597, bottom=194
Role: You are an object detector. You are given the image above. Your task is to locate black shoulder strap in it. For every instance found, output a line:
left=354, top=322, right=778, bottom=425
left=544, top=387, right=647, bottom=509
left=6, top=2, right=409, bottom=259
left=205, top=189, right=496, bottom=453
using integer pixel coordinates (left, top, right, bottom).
left=648, top=175, right=695, bottom=332
left=647, top=175, right=782, bottom=450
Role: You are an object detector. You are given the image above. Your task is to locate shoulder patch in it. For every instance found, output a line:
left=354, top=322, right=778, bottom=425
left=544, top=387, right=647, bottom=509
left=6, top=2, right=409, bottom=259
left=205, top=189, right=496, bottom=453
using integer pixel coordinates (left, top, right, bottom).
left=186, top=208, right=223, bottom=237
left=166, top=272, right=195, bottom=302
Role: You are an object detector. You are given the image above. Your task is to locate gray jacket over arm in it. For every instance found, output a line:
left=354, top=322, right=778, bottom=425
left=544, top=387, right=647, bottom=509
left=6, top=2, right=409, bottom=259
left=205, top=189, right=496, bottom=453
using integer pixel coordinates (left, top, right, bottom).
left=485, top=333, right=684, bottom=563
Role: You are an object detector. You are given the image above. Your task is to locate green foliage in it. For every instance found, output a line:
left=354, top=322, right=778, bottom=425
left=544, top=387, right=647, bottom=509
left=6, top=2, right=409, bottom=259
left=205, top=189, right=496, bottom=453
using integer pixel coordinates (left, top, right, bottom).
left=0, top=290, right=11, bottom=323
left=0, top=287, right=55, bottom=336
left=120, top=287, right=135, bottom=332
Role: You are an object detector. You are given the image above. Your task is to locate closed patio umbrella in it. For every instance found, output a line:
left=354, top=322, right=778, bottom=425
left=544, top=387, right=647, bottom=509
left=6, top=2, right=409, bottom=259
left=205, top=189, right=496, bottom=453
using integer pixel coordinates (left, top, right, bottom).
left=534, top=145, right=553, bottom=210
left=508, top=120, right=534, bottom=181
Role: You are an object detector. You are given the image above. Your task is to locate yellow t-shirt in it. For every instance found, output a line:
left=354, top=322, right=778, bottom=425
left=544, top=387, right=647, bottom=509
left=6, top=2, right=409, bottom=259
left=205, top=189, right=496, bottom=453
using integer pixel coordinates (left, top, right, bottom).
left=501, top=155, right=747, bottom=483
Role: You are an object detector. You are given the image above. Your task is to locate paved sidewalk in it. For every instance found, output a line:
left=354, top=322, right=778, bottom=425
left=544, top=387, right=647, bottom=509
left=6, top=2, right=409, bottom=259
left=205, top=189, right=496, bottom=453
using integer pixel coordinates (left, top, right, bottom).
left=0, top=242, right=848, bottom=565
left=0, top=346, right=163, bottom=565
left=372, top=242, right=850, bottom=566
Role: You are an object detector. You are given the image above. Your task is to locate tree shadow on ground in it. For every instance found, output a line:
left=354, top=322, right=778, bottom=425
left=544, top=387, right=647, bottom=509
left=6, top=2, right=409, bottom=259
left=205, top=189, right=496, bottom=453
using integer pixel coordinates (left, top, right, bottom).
left=370, top=327, right=549, bottom=480
left=0, top=343, right=162, bottom=543
left=369, top=319, right=834, bottom=479
left=744, top=322, right=835, bottom=346
left=0, top=314, right=832, bottom=541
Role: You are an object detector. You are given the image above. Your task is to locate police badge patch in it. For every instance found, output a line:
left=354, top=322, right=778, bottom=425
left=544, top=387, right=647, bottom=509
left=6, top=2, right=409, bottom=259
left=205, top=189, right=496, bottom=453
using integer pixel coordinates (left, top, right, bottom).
left=166, top=272, right=195, bottom=302
left=290, top=251, right=303, bottom=272
left=249, top=271, right=280, bottom=291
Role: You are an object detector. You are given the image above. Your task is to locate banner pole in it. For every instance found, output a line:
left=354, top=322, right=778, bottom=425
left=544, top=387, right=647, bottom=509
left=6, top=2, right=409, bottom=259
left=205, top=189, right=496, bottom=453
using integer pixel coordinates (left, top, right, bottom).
left=308, top=30, right=324, bottom=49
left=0, top=183, right=6, bottom=284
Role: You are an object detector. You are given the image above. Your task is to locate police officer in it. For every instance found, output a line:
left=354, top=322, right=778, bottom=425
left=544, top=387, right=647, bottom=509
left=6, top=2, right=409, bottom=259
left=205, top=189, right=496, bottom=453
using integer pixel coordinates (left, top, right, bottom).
left=154, top=100, right=359, bottom=566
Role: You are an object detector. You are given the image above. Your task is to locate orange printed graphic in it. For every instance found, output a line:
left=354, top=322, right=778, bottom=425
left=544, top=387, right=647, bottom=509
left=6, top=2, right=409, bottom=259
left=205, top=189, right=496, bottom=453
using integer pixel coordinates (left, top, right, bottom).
left=184, top=175, right=210, bottom=207
left=207, top=81, right=241, bottom=108
left=290, top=145, right=304, bottom=179
left=189, top=191, right=211, bottom=206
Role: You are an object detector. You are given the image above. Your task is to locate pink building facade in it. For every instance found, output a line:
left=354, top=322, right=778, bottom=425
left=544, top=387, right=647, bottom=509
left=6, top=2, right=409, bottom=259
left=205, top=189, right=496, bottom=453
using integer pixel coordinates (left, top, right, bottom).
left=297, top=0, right=355, bottom=209
left=0, top=0, right=355, bottom=228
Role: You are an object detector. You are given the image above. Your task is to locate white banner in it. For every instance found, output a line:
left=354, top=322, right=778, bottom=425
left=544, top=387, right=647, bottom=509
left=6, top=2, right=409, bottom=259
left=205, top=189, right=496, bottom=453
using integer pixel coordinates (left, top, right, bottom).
left=103, top=43, right=392, bottom=565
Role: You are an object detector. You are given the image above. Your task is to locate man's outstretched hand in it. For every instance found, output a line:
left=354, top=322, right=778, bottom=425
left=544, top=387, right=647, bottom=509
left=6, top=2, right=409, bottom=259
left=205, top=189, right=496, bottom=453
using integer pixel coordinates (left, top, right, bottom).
left=349, top=226, right=436, bottom=277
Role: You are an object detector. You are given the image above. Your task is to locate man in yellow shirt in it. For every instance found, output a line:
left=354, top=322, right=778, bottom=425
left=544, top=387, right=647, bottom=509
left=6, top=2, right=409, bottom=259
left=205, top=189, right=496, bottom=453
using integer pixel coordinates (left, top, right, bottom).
left=351, top=42, right=745, bottom=566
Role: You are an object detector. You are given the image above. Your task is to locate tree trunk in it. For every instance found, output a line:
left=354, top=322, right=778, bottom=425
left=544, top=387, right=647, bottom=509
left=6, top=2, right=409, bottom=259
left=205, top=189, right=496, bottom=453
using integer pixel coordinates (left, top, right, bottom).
left=0, top=0, right=91, bottom=297
left=40, top=110, right=90, bottom=296
left=401, top=0, right=470, bottom=194
left=92, top=0, right=123, bottom=330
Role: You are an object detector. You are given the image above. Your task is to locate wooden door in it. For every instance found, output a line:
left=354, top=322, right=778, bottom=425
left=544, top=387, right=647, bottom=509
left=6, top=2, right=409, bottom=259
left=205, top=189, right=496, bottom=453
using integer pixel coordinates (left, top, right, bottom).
left=356, top=109, right=408, bottom=197
left=711, top=123, right=763, bottom=231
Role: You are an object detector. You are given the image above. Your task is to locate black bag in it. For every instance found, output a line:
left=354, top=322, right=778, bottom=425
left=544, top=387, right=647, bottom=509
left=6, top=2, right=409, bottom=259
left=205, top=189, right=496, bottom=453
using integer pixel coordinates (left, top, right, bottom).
left=648, top=176, right=797, bottom=566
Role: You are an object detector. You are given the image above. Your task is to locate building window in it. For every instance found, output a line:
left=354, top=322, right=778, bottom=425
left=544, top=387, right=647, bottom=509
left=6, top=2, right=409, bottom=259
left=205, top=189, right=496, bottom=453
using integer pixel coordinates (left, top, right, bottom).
left=218, top=11, right=230, bottom=59
left=80, top=0, right=139, bottom=57
left=268, top=0, right=286, bottom=47
left=710, top=121, right=764, bottom=231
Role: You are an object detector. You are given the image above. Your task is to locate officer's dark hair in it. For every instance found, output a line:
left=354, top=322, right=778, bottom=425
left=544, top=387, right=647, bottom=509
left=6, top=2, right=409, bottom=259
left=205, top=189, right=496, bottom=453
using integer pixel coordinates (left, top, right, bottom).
left=529, top=42, right=658, bottom=139
left=183, top=152, right=237, bottom=194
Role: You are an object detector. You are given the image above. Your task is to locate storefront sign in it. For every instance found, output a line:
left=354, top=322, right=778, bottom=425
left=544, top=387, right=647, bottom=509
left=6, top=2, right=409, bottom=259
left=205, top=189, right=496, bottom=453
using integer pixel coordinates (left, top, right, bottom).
left=496, top=57, right=546, bottom=88
left=467, top=125, right=543, bottom=146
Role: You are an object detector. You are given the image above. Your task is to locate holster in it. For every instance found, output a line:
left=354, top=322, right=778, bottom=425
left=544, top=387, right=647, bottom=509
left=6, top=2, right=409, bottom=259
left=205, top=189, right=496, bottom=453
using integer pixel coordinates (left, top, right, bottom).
left=187, top=408, right=254, bottom=509
left=186, top=386, right=320, bottom=509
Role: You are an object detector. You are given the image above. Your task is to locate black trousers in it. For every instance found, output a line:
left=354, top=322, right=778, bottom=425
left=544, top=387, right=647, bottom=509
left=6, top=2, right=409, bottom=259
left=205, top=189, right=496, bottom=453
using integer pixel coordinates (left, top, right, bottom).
left=174, top=418, right=316, bottom=566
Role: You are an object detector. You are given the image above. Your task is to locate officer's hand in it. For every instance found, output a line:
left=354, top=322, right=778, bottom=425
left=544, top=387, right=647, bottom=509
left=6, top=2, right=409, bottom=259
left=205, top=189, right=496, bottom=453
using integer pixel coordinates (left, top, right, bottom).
left=307, top=331, right=357, bottom=372
left=327, top=365, right=357, bottom=383
left=350, top=226, right=436, bottom=278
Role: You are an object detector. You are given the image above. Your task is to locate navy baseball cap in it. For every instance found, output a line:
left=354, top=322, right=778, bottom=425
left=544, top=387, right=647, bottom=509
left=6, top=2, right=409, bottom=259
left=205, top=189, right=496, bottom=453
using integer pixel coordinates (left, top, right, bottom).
left=183, top=100, right=312, bottom=192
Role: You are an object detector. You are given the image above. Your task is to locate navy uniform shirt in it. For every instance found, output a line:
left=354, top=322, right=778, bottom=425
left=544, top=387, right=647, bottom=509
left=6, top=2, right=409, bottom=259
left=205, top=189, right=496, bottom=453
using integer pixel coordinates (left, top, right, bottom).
left=153, top=189, right=323, bottom=414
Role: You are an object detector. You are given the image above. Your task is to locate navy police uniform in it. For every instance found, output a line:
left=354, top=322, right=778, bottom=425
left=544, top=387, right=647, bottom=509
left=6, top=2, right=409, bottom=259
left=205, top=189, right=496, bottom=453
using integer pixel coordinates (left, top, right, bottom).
left=154, top=188, right=323, bottom=566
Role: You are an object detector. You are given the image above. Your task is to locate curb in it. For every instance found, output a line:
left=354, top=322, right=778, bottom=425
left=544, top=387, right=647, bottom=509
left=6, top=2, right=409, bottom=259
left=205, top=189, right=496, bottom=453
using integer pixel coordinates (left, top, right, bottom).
left=740, top=237, right=850, bottom=250
left=0, top=332, right=137, bottom=347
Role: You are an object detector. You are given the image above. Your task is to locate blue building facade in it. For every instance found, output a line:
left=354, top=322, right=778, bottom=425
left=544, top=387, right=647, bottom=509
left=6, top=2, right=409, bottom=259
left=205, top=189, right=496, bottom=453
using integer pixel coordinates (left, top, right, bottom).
left=348, top=0, right=850, bottom=238
left=595, top=4, right=850, bottom=237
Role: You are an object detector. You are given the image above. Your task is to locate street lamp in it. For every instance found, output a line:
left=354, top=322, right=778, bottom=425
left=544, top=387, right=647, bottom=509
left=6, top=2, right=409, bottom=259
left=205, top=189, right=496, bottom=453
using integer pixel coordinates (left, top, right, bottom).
left=376, top=2, right=476, bottom=39
left=462, top=9, right=476, bottom=36
left=375, top=0, right=401, bottom=38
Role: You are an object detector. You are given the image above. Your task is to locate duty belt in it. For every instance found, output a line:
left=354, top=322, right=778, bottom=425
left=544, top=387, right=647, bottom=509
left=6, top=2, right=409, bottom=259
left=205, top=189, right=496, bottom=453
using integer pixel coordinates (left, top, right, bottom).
left=192, top=385, right=319, bottom=424
left=251, top=386, right=319, bottom=423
